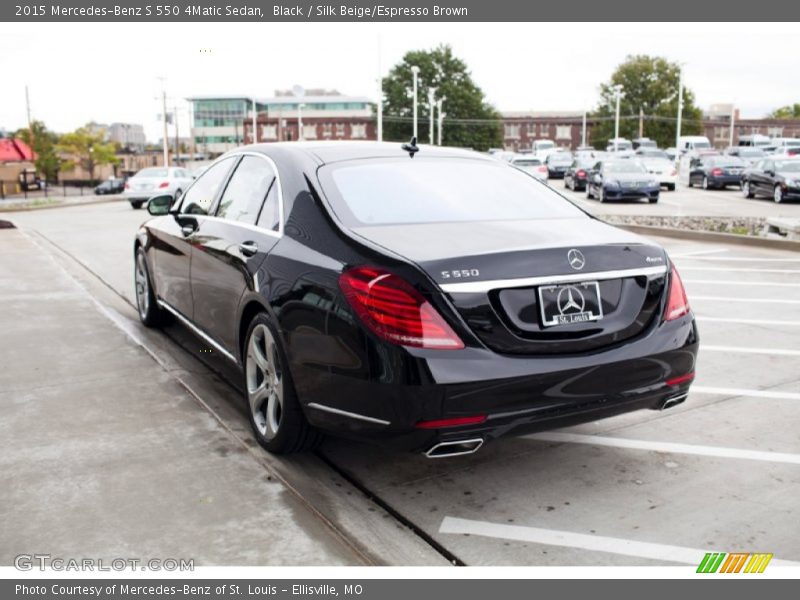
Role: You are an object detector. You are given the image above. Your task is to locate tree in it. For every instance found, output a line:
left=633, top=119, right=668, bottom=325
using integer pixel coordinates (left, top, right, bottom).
left=381, top=45, right=502, bottom=151
left=591, top=55, right=704, bottom=150
left=769, top=104, right=800, bottom=119
left=57, top=125, right=119, bottom=182
left=14, top=120, right=61, bottom=181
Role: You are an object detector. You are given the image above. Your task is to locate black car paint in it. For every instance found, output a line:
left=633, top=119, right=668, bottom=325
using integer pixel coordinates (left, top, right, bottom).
left=689, top=157, right=746, bottom=189
left=585, top=161, right=660, bottom=202
left=135, top=143, right=697, bottom=453
left=741, top=159, right=800, bottom=201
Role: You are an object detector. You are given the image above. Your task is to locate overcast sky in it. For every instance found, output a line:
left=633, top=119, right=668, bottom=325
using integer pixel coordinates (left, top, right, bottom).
left=0, top=22, right=797, bottom=141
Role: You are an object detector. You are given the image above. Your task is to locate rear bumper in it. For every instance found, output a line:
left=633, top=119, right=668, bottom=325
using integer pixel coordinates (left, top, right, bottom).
left=297, top=314, right=698, bottom=453
left=708, top=175, right=741, bottom=186
left=603, top=185, right=660, bottom=200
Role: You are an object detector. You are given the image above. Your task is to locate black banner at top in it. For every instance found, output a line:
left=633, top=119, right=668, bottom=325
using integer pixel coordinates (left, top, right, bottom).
left=2, top=0, right=799, bottom=22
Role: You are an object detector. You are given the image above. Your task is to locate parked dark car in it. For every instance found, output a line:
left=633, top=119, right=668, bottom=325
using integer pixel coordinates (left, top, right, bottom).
left=563, top=159, right=594, bottom=191
left=740, top=158, right=800, bottom=203
left=688, top=155, right=746, bottom=189
left=94, top=178, right=125, bottom=195
left=585, top=159, right=660, bottom=203
left=133, top=142, right=697, bottom=456
left=545, top=151, right=574, bottom=179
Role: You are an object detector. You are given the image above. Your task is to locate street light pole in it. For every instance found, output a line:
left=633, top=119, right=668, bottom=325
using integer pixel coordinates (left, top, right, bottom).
left=428, top=87, right=437, bottom=145
left=376, top=35, right=383, bottom=142
left=729, top=104, right=736, bottom=147
left=436, top=97, right=446, bottom=146
left=158, top=77, right=169, bottom=167
left=410, top=65, right=420, bottom=139
left=612, top=84, right=623, bottom=152
left=582, top=110, right=587, bottom=147
left=675, top=66, right=684, bottom=154
left=297, top=103, right=305, bottom=141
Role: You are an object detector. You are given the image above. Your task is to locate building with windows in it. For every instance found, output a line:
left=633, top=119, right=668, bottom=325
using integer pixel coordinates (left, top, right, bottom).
left=108, top=123, right=147, bottom=151
left=187, top=89, right=374, bottom=155
left=501, top=111, right=593, bottom=151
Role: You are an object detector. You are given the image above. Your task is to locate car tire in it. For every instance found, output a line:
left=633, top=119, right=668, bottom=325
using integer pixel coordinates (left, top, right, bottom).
left=688, top=177, right=693, bottom=188
left=130, top=200, right=144, bottom=209
left=134, top=248, right=168, bottom=327
left=742, top=181, right=754, bottom=199
left=774, top=185, right=784, bottom=204
left=649, top=195, right=659, bottom=204
left=243, top=313, right=323, bottom=454
left=598, top=187, right=606, bottom=203
left=667, top=184, right=676, bottom=191
left=702, top=176, right=709, bottom=190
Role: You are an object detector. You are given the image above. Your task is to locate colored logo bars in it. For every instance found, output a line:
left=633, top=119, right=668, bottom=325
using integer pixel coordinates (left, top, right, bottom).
left=697, top=552, right=773, bottom=573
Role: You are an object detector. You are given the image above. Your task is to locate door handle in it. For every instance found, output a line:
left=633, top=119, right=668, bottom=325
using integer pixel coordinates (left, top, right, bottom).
left=239, top=241, right=259, bottom=257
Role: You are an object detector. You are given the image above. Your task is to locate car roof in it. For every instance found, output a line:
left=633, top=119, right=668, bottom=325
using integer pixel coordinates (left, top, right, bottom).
left=239, top=141, right=492, bottom=165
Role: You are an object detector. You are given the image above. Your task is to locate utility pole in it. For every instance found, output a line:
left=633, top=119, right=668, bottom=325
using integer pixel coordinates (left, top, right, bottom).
left=158, top=77, right=169, bottom=167
left=639, top=107, right=644, bottom=138
left=376, top=35, right=383, bottom=142
left=729, top=104, right=736, bottom=147
left=612, top=84, right=624, bottom=152
left=25, top=84, right=35, bottom=165
left=173, top=105, right=180, bottom=166
left=297, top=103, right=305, bottom=141
left=428, top=87, right=437, bottom=145
left=410, top=65, right=420, bottom=139
left=436, top=97, right=445, bottom=146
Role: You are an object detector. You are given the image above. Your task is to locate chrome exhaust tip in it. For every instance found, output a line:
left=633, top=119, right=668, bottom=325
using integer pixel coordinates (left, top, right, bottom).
left=424, top=438, right=484, bottom=458
left=660, top=393, right=688, bottom=410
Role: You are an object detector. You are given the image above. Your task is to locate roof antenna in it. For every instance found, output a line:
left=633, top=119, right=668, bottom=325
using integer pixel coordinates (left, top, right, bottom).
left=401, top=136, right=419, bottom=158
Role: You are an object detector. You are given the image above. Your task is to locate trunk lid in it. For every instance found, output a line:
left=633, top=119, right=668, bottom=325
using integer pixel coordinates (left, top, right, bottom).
left=353, top=217, right=668, bottom=355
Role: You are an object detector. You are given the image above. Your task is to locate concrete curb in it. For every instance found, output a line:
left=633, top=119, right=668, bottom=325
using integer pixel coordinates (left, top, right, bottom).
left=618, top=223, right=800, bottom=251
left=0, top=196, right=125, bottom=213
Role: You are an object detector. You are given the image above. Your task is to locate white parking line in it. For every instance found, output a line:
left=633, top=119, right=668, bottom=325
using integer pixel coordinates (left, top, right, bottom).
left=525, top=431, right=800, bottom=465
left=678, top=257, right=800, bottom=263
left=696, top=316, right=800, bottom=326
left=684, top=279, right=800, bottom=287
left=679, top=267, right=800, bottom=274
left=439, top=517, right=800, bottom=566
left=702, top=345, right=800, bottom=357
left=692, top=385, right=800, bottom=400
left=691, top=295, right=800, bottom=304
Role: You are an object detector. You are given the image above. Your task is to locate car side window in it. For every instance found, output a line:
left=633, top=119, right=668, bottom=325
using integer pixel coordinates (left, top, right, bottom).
left=180, top=157, right=236, bottom=215
left=216, top=156, right=275, bottom=225
left=256, top=180, right=281, bottom=232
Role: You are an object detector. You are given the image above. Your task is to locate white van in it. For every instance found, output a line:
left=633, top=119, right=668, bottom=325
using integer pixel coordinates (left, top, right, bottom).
left=531, top=139, right=556, bottom=159
left=677, top=136, right=713, bottom=154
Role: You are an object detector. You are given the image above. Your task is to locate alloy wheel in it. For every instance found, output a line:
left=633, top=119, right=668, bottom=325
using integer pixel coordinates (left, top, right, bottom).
left=774, top=185, right=783, bottom=203
left=246, top=324, right=284, bottom=441
left=742, top=181, right=750, bottom=198
left=135, top=252, right=149, bottom=319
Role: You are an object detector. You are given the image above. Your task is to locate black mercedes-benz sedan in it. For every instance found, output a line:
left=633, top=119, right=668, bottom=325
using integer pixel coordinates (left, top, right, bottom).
left=740, top=157, right=800, bottom=203
left=134, top=142, right=698, bottom=457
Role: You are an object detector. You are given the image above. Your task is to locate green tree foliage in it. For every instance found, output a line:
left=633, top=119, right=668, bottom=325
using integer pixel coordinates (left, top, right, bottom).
left=592, top=55, right=704, bottom=149
left=381, top=45, right=502, bottom=151
left=14, top=120, right=61, bottom=181
left=769, top=104, right=800, bottom=119
left=57, top=125, right=119, bottom=181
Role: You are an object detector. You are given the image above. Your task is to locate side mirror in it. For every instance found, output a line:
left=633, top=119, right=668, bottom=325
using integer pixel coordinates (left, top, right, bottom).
left=147, top=194, right=173, bottom=216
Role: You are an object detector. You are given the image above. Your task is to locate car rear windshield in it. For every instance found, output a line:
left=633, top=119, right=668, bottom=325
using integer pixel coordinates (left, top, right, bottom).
left=710, top=157, right=745, bottom=167
left=513, top=159, right=542, bottom=166
left=321, top=158, right=586, bottom=226
left=605, top=161, right=647, bottom=173
left=136, top=168, right=169, bottom=178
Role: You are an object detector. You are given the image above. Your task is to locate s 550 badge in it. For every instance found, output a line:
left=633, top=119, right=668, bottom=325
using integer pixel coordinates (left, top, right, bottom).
left=441, top=269, right=480, bottom=279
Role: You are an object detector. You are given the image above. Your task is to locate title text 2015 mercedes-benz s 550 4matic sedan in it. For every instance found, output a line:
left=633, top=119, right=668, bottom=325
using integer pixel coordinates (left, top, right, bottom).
left=133, top=141, right=698, bottom=457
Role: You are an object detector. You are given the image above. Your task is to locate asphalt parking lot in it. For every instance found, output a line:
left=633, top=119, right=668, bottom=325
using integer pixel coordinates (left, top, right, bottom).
left=2, top=199, right=799, bottom=566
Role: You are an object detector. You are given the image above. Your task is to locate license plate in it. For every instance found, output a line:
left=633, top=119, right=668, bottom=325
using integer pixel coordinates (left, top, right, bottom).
left=538, top=281, right=603, bottom=327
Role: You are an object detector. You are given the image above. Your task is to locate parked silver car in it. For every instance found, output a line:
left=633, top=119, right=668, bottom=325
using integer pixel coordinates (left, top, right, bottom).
left=124, top=166, right=194, bottom=209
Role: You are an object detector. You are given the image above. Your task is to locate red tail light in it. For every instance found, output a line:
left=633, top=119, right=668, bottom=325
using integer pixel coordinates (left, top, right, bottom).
left=666, top=372, right=695, bottom=386
left=415, top=415, right=487, bottom=429
left=339, top=267, right=465, bottom=349
left=124, top=182, right=130, bottom=190
left=664, top=264, right=690, bottom=321
left=577, top=170, right=586, bottom=177
left=538, top=166, right=548, bottom=173
left=711, top=168, right=723, bottom=177
left=158, top=181, right=169, bottom=188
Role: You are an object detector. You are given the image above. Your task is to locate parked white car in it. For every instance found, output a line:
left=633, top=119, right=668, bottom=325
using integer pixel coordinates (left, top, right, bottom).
left=637, top=149, right=678, bottom=190
left=510, top=154, right=549, bottom=181
left=531, top=139, right=557, bottom=159
left=124, top=166, right=194, bottom=209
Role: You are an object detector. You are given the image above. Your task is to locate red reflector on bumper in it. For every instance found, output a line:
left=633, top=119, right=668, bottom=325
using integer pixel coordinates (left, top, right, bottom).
left=415, top=415, right=487, bottom=429
left=666, top=372, right=695, bottom=386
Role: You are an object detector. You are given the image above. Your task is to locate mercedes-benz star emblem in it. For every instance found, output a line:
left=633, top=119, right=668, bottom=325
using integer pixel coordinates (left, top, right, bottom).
left=557, top=286, right=585, bottom=314
left=567, top=249, right=585, bottom=270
